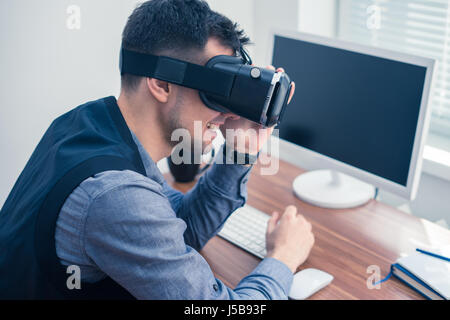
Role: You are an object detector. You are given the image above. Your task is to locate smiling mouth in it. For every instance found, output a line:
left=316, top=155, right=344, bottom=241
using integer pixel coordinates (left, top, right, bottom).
left=206, top=122, right=222, bottom=130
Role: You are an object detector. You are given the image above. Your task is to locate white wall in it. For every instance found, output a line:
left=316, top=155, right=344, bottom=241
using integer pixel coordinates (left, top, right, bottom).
left=298, top=0, right=337, bottom=37
left=209, top=0, right=299, bottom=66
left=252, top=0, right=299, bottom=66
left=0, top=0, right=145, bottom=206
left=207, top=0, right=255, bottom=59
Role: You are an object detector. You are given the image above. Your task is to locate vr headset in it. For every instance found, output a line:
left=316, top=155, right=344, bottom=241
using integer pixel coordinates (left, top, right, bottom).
left=119, top=47, right=292, bottom=127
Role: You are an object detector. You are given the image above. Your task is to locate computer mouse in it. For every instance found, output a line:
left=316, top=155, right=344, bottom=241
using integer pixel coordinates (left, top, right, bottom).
left=288, top=268, right=334, bottom=300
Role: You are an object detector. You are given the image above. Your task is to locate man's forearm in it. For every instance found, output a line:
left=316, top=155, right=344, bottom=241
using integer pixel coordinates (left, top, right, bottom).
left=177, top=158, right=252, bottom=250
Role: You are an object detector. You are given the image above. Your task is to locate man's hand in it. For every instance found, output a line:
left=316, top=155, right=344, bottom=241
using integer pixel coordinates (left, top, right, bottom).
left=220, top=66, right=295, bottom=155
left=220, top=118, right=274, bottom=155
left=265, top=205, right=315, bottom=273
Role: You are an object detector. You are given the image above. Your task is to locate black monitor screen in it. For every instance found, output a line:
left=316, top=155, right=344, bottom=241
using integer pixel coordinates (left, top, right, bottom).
left=273, top=35, right=427, bottom=186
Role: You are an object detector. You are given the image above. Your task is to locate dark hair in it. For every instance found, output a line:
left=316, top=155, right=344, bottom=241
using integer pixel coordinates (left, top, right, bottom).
left=121, top=0, right=250, bottom=91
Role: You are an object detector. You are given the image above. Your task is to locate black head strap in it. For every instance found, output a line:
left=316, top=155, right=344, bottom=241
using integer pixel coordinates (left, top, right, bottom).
left=119, top=48, right=235, bottom=97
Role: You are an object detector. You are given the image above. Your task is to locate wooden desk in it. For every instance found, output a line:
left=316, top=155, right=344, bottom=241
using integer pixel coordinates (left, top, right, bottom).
left=165, top=158, right=450, bottom=300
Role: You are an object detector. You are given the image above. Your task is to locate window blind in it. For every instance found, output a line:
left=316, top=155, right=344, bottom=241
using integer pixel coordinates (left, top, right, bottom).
left=338, top=0, right=450, bottom=140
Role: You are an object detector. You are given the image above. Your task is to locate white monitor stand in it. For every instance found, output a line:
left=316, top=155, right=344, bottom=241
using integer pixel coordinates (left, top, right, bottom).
left=292, top=169, right=376, bottom=209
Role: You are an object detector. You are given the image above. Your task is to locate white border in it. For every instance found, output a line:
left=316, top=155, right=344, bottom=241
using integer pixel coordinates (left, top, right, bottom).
left=268, top=29, right=436, bottom=200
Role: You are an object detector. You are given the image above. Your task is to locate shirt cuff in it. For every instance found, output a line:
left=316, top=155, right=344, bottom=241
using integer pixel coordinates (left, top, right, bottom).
left=252, top=257, right=294, bottom=296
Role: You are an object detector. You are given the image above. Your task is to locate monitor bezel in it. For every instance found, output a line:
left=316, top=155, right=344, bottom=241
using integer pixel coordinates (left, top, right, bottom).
left=268, top=29, right=436, bottom=200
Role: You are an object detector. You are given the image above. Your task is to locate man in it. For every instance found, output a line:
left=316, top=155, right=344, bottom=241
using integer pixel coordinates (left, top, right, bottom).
left=0, top=0, right=314, bottom=299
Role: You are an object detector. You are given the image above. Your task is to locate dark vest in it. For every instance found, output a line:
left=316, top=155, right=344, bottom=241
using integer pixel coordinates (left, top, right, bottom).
left=0, top=96, right=146, bottom=299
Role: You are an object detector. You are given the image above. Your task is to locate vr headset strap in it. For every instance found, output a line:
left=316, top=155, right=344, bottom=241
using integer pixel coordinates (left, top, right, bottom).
left=120, top=48, right=234, bottom=97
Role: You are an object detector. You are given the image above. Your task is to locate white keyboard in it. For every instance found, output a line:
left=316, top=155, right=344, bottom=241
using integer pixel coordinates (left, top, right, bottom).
left=218, top=205, right=270, bottom=259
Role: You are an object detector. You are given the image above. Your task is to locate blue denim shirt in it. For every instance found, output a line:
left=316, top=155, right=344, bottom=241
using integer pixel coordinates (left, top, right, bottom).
left=55, top=132, right=293, bottom=299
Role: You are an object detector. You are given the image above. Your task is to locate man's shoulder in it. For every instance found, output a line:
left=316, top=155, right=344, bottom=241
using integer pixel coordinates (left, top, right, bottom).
left=78, top=169, right=165, bottom=201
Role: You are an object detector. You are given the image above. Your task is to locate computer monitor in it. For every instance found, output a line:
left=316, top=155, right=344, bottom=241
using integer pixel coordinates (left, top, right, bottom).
left=270, top=30, right=435, bottom=209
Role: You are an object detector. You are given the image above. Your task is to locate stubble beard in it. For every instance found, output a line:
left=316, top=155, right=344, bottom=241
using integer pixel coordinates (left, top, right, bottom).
left=162, top=96, right=206, bottom=159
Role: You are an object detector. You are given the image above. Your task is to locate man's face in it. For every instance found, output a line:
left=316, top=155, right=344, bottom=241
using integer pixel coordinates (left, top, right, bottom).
left=161, top=37, right=236, bottom=154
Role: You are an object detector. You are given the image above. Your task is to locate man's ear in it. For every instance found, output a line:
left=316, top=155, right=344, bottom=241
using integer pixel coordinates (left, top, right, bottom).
left=146, top=78, right=171, bottom=103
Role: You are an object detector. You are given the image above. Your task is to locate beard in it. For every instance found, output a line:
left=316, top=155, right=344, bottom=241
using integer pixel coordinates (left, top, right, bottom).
left=161, top=95, right=207, bottom=163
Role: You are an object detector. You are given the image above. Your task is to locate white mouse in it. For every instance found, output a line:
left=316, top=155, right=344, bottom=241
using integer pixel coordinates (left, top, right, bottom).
left=288, top=268, right=334, bottom=300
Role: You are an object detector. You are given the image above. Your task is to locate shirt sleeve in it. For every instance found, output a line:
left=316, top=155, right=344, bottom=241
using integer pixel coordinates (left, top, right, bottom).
left=83, top=179, right=293, bottom=300
left=162, top=147, right=253, bottom=250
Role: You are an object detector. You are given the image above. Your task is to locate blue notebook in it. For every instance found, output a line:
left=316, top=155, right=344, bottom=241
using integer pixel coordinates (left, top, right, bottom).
left=392, top=250, right=450, bottom=300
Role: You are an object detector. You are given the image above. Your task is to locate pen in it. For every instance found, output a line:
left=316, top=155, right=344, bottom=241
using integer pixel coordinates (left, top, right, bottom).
left=416, top=248, right=450, bottom=262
